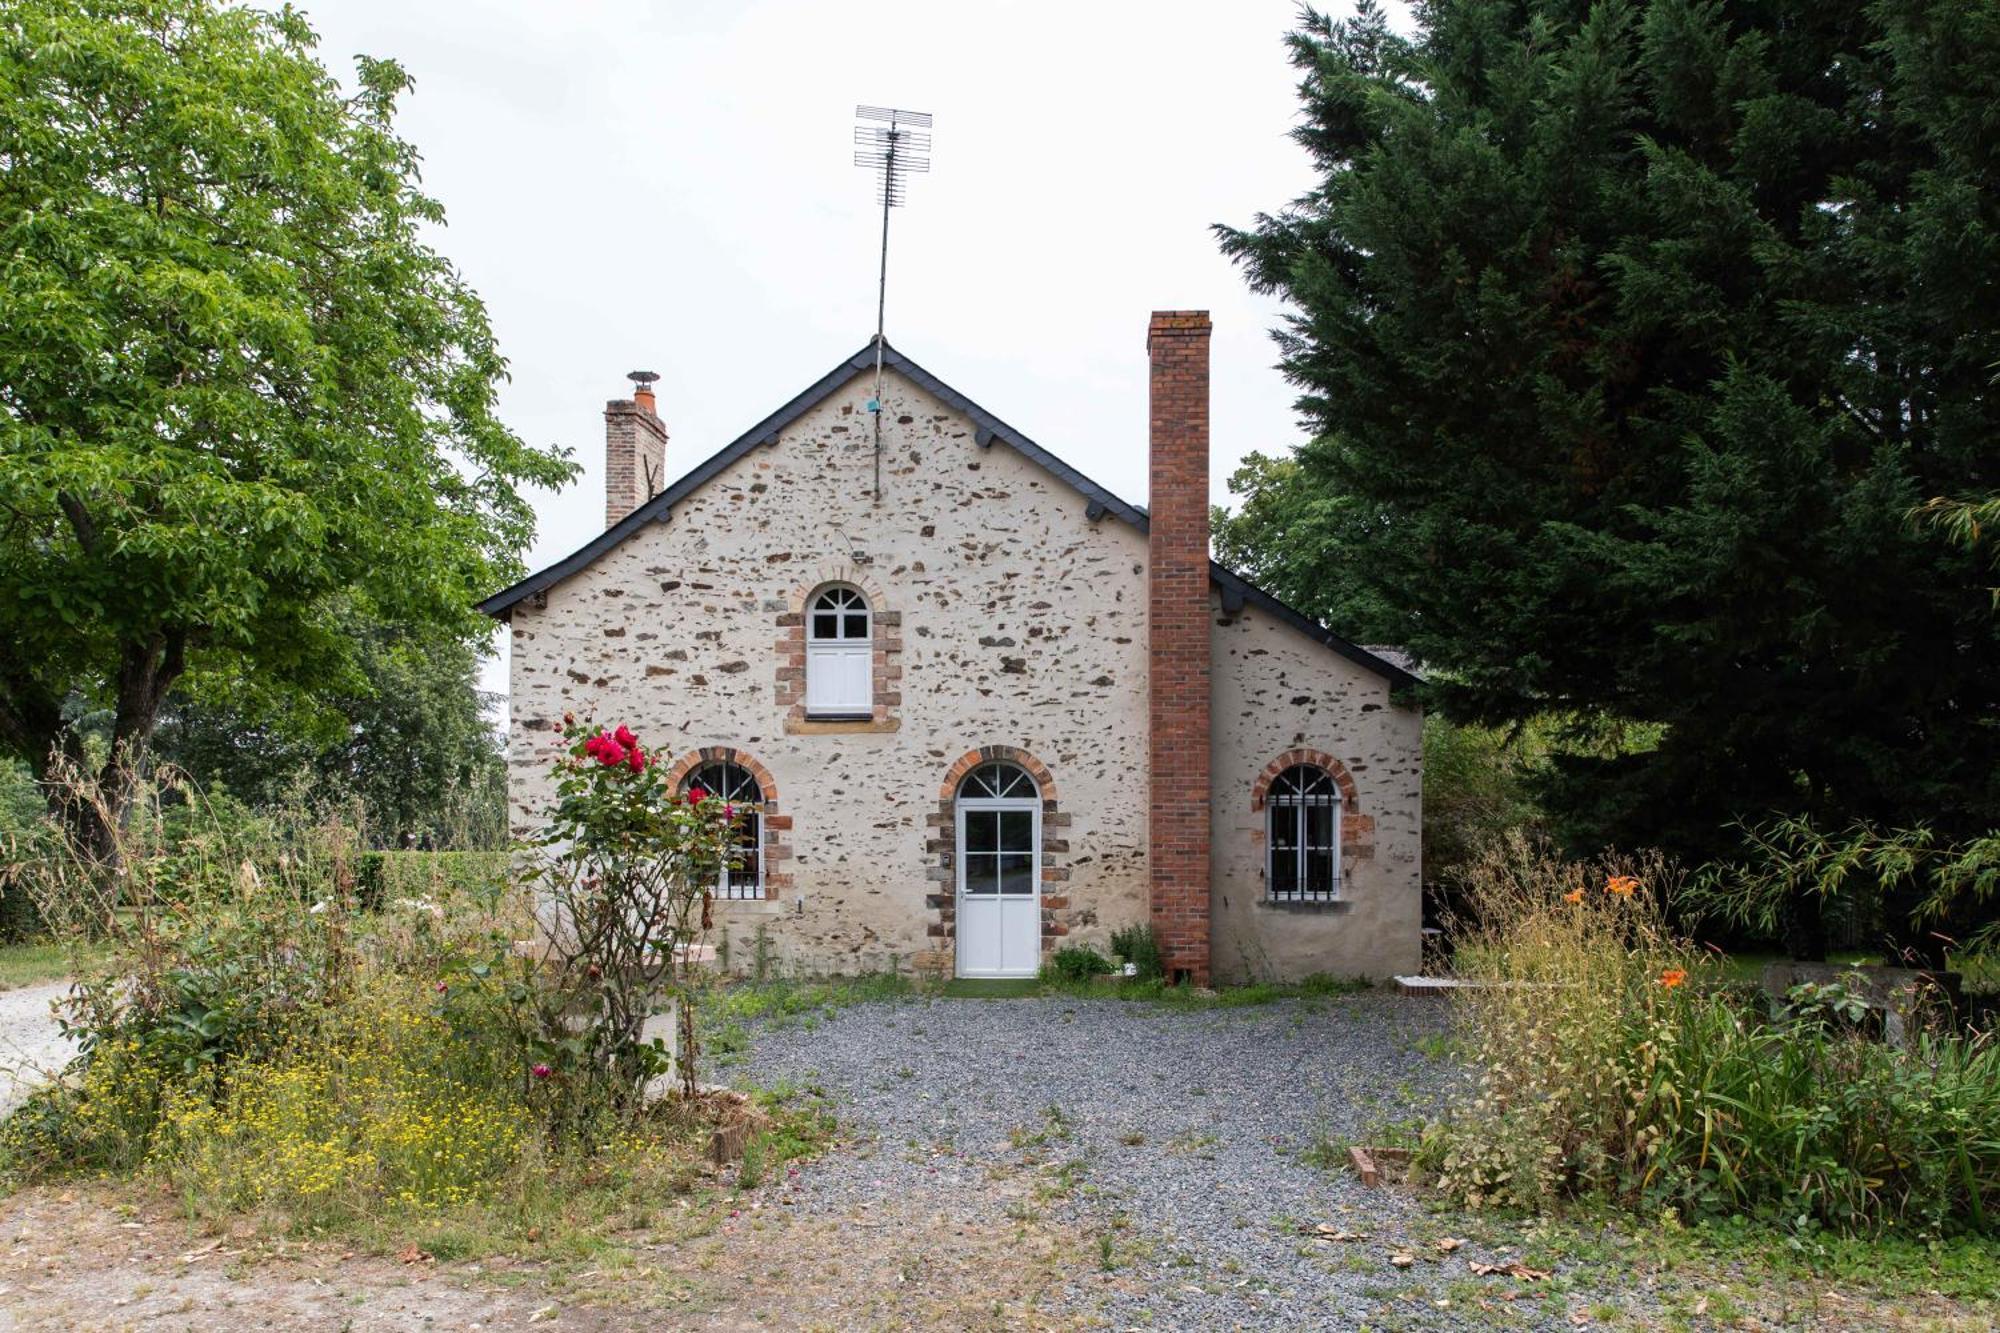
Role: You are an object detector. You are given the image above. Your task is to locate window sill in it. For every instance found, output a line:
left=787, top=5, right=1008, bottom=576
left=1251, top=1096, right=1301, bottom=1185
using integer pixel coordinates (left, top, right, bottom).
left=1256, top=897, right=1351, bottom=915
left=786, top=716, right=900, bottom=734
left=717, top=896, right=790, bottom=915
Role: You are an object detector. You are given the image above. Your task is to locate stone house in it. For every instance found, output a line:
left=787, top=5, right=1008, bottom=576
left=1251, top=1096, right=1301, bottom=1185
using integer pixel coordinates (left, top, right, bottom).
left=481, top=312, right=1422, bottom=984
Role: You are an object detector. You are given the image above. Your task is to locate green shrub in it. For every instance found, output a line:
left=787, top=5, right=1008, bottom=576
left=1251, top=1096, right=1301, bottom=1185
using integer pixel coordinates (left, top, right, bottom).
left=354, top=849, right=511, bottom=910
left=1419, top=837, right=2000, bottom=1237
left=1047, top=945, right=1113, bottom=982
left=1109, top=923, right=1163, bottom=979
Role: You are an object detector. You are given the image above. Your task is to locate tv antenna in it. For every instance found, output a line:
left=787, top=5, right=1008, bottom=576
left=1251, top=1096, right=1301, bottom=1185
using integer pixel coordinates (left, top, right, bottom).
left=853, top=105, right=932, bottom=502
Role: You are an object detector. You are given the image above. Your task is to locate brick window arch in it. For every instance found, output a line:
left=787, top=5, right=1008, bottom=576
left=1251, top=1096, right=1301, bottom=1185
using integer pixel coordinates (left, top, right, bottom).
left=775, top=564, right=902, bottom=732
left=923, top=746, right=1070, bottom=967
left=1250, top=748, right=1375, bottom=870
left=660, top=746, right=793, bottom=899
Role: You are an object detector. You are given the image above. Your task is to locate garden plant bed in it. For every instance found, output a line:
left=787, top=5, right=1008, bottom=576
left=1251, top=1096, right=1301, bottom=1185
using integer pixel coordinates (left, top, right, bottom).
left=0, top=982, right=1995, bottom=1329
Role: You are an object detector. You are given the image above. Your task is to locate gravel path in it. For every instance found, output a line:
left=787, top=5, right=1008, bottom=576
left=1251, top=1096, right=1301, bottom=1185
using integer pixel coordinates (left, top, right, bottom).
left=732, top=991, right=1535, bottom=1329
left=0, top=979, right=76, bottom=1113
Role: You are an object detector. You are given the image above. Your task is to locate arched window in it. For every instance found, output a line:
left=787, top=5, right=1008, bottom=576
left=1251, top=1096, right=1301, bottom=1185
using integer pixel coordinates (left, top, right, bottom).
left=958, top=761, right=1039, bottom=800
left=805, top=585, right=872, bottom=718
left=684, top=760, right=764, bottom=899
left=1266, top=765, right=1339, bottom=901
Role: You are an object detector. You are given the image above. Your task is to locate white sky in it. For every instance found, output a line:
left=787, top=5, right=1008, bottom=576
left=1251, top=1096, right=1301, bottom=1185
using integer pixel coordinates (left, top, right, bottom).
left=298, top=1, right=1362, bottom=695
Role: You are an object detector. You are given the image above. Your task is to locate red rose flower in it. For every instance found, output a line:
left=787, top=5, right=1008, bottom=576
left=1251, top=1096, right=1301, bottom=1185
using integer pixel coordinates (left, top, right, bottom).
left=597, top=741, right=626, bottom=767
left=614, top=724, right=637, bottom=748
left=627, top=745, right=645, bottom=772
left=688, top=786, right=708, bottom=804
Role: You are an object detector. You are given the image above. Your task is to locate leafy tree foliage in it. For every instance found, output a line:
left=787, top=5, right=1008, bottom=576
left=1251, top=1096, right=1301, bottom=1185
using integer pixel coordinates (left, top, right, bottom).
left=154, top=607, right=507, bottom=850
left=1220, top=1, right=2000, bottom=949
left=0, top=0, right=573, bottom=850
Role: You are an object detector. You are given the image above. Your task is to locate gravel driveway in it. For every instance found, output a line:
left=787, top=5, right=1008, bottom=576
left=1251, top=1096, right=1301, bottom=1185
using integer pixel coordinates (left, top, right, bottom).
left=0, top=979, right=76, bottom=1113
left=735, top=991, right=1498, bottom=1329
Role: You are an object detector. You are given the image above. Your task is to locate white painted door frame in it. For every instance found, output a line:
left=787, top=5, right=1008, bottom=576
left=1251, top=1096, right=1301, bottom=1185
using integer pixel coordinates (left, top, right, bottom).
left=954, top=795, right=1042, bottom=979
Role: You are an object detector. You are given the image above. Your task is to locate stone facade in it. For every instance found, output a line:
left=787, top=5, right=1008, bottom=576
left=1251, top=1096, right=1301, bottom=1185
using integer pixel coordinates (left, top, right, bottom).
left=495, top=324, right=1422, bottom=982
left=1210, top=605, right=1424, bottom=981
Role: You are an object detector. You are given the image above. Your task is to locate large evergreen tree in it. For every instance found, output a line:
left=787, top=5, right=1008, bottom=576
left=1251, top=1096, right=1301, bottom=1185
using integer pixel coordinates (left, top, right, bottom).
left=1219, top=1, right=2000, bottom=952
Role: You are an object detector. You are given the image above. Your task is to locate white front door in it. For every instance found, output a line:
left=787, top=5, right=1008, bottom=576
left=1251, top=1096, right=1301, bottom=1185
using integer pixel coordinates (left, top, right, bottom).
left=956, top=799, right=1041, bottom=978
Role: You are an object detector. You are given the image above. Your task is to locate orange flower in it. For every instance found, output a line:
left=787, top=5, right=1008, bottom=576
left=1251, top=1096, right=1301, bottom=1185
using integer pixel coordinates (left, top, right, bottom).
left=1605, top=875, right=1640, bottom=897
left=1659, top=968, right=1687, bottom=990
left=1562, top=889, right=1585, bottom=904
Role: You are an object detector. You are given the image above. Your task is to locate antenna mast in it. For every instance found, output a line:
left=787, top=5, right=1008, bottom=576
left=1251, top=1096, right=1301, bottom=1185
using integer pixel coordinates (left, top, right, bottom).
left=853, top=105, right=932, bottom=503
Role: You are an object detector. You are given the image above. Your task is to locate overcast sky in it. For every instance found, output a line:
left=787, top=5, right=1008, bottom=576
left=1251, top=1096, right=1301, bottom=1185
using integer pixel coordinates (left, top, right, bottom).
left=298, top=1, right=1363, bottom=694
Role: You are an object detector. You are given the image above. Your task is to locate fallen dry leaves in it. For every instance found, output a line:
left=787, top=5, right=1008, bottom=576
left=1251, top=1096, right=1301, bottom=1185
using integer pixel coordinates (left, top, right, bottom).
left=1306, top=1223, right=1369, bottom=1242
left=1470, top=1259, right=1553, bottom=1280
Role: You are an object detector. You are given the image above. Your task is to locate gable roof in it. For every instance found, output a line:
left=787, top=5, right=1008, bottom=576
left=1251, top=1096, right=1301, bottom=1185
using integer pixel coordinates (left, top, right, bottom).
left=479, top=340, right=1419, bottom=690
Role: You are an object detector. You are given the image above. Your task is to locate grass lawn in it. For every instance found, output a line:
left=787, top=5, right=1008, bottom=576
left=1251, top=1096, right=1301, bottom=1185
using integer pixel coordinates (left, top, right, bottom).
left=1714, top=948, right=1879, bottom=984
left=1717, top=947, right=1999, bottom=996
left=0, top=939, right=102, bottom=991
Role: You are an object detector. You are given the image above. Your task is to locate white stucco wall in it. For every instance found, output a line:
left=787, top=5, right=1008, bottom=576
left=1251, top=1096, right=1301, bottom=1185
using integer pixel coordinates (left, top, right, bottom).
left=505, top=369, right=1154, bottom=975
left=1209, top=601, right=1424, bottom=983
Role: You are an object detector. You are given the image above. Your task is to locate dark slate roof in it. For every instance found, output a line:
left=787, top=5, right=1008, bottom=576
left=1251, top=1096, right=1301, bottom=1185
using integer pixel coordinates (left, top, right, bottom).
left=479, top=339, right=1419, bottom=690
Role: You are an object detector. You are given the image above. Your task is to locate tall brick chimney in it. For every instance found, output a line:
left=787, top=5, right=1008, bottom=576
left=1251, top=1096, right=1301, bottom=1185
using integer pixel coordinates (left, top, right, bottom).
left=1146, top=310, right=1212, bottom=985
left=605, top=370, right=667, bottom=528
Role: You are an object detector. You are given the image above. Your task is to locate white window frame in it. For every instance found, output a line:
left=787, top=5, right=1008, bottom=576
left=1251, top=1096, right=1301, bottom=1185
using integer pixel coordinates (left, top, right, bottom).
left=805, top=585, right=872, bottom=718
left=1265, top=765, right=1341, bottom=902
left=685, top=761, right=764, bottom=900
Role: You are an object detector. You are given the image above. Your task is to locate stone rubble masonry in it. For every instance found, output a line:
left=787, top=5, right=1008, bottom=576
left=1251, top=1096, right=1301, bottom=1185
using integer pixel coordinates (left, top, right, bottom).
left=508, top=370, right=1155, bottom=979
left=504, top=352, right=1421, bottom=982
left=605, top=386, right=668, bottom=529
left=1146, top=310, right=1213, bottom=986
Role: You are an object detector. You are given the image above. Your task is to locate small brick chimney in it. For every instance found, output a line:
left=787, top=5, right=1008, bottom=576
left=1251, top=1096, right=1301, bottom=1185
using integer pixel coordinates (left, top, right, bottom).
left=605, top=370, right=667, bottom=528
left=1146, top=310, right=1212, bottom=985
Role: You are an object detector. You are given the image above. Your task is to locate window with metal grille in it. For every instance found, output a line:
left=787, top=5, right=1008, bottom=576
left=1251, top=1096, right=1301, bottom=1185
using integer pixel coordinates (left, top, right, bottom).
left=684, top=761, right=764, bottom=899
left=1266, top=765, right=1340, bottom=901
left=805, top=586, right=872, bottom=717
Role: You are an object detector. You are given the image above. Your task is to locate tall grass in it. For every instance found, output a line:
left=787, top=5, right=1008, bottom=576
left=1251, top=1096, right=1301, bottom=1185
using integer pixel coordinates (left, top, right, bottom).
left=1419, top=836, right=2000, bottom=1237
left=0, top=762, right=811, bottom=1244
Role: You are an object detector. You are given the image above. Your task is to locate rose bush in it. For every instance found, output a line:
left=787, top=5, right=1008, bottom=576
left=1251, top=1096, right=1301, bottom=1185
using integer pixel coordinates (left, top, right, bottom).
left=518, top=715, right=741, bottom=1117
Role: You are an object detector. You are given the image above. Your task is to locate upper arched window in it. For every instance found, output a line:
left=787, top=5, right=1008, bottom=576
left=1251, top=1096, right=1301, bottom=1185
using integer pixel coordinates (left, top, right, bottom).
left=958, top=761, right=1039, bottom=800
left=684, top=760, right=764, bottom=899
left=805, top=586, right=872, bottom=717
left=1266, top=765, right=1339, bottom=902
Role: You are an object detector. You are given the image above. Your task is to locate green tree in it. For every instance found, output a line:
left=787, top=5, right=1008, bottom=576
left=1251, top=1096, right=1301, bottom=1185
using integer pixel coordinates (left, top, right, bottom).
left=1212, top=451, right=1404, bottom=644
left=1219, top=1, right=2000, bottom=955
left=155, top=606, right=508, bottom=849
left=0, top=0, right=573, bottom=852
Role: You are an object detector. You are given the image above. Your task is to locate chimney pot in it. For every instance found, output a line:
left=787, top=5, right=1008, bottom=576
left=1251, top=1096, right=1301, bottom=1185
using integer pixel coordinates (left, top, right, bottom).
left=628, top=369, right=660, bottom=416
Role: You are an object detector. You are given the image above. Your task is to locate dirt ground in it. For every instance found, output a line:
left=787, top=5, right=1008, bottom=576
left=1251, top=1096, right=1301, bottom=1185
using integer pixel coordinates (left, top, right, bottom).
left=0, top=1180, right=1081, bottom=1332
